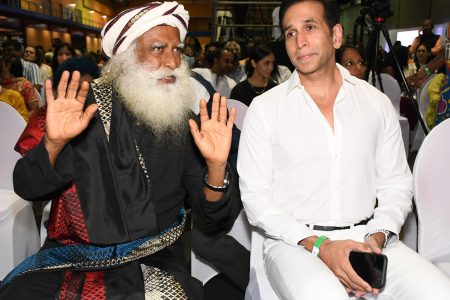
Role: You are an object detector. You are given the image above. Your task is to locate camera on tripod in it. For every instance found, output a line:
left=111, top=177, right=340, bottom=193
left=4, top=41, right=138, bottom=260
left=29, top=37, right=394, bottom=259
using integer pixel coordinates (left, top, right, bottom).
left=360, top=0, right=393, bottom=20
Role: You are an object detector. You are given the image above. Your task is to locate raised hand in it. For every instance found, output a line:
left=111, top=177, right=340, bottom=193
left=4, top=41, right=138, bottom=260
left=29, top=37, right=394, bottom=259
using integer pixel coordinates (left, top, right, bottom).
left=189, top=93, right=236, bottom=168
left=44, top=71, right=98, bottom=166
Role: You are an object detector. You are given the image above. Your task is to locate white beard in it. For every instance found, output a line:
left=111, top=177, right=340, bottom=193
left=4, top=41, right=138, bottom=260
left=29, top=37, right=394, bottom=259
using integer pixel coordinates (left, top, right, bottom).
left=102, top=45, right=195, bottom=141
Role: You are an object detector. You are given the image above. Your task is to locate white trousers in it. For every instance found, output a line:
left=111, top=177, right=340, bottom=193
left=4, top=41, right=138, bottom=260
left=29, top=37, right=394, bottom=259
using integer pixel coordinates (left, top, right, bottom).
left=264, top=225, right=450, bottom=300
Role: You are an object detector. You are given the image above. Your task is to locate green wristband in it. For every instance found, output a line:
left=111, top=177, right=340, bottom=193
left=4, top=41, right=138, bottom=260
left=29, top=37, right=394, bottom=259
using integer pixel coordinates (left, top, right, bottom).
left=312, top=235, right=329, bottom=257
left=423, top=66, right=432, bottom=77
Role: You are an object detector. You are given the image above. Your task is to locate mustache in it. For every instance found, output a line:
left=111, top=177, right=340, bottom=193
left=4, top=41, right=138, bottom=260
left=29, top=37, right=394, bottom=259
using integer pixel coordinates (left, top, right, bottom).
left=143, top=64, right=189, bottom=81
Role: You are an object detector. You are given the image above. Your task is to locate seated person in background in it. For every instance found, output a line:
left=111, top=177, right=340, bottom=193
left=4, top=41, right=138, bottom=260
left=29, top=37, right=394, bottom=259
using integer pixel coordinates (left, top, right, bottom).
left=0, top=84, right=29, bottom=122
left=230, top=43, right=278, bottom=106
left=3, top=39, right=43, bottom=92
left=1, top=53, right=40, bottom=117
left=238, top=1, right=450, bottom=299
left=184, top=36, right=202, bottom=55
left=0, top=2, right=240, bottom=298
left=50, top=42, right=74, bottom=76
left=224, top=40, right=246, bottom=83
left=404, top=43, right=432, bottom=78
left=183, top=44, right=197, bottom=68
left=192, top=46, right=236, bottom=98
left=336, top=45, right=366, bottom=80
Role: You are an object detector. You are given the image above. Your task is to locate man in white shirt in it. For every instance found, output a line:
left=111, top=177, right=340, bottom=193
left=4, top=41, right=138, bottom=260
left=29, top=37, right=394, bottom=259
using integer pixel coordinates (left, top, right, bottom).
left=238, top=0, right=450, bottom=299
left=3, top=39, right=43, bottom=91
left=192, top=46, right=236, bottom=98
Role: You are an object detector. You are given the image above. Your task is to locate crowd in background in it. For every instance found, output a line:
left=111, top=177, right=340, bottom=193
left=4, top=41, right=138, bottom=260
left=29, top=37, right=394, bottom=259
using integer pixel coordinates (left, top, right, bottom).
left=0, top=16, right=445, bottom=131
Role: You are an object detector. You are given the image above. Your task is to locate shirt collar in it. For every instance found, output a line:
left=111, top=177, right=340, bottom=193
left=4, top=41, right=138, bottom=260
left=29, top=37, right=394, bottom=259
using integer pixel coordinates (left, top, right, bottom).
left=286, top=63, right=358, bottom=94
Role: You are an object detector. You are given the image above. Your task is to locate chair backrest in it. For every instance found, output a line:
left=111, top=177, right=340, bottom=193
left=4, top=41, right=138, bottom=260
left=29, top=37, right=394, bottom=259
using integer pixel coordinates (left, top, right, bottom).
left=34, top=88, right=44, bottom=107
left=191, top=210, right=252, bottom=284
left=246, top=228, right=280, bottom=300
left=227, top=99, right=248, bottom=130
left=0, top=102, right=26, bottom=190
left=417, top=74, right=437, bottom=129
left=370, top=73, right=401, bottom=117
left=413, top=118, right=450, bottom=263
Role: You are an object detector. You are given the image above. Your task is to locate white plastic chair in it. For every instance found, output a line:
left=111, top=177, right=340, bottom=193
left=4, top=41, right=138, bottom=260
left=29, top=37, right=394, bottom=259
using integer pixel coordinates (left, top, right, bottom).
left=0, top=101, right=26, bottom=189
left=417, top=74, right=437, bottom=128
left=227, top=99, right=248, bottom=130
left=245, top=228, right=279, bottom=300
left=413, top=118, right=450, bottom=277
left=34, top=88, right=45, bottom=107
left=191, top=210, right=252, bottom=284
left=0, top=190, right=40, bottom=280
left=370, top=73, right=401, bottom=117
left=369, top=73, right=409, bottom=155
left=0, top=102, right=40, bottom=280
left=411, top=74, right=437, bottom=152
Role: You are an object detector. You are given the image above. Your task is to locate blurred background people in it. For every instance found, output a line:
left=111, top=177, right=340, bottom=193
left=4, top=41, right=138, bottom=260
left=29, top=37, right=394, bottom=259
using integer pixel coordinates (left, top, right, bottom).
left=0, top=55, right=29, bottom=122
left=409, top=19, right=442, bottom=60
left=1, top=53, right=40, bottom=117
left=230, top=43, right=277, bottom=106
left=2, top=39, right=42, bottom=92
left=336, top=45, right=366, bottom=80
left=192, top=46, right=236, bottom=98
left=404, top=43, right=432, bottom=77
left=224, top=40, right=246, bottom=83
left=183, top=44, right=197, bottom=68
left=51, top=42, right=74, bottom=76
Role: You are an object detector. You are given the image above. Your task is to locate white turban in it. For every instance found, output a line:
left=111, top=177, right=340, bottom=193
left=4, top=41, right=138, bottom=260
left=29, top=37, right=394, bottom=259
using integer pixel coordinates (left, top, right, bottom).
left=101, top=1, right=189, bottom=57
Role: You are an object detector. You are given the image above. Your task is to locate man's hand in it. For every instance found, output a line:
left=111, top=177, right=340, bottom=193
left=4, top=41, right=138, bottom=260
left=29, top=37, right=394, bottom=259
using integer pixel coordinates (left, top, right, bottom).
left=189, top=92, right=236, bottom=169
left=318, top=239, right=374, bottom=295
left=44, top=71, right=98, bottom=166
left=189, top=93, right=236, bottom=201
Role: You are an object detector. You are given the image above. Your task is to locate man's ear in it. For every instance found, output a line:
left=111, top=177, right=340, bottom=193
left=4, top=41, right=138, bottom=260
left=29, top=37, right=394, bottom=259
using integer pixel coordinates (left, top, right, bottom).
left=332, top=24, right=343, bottom=49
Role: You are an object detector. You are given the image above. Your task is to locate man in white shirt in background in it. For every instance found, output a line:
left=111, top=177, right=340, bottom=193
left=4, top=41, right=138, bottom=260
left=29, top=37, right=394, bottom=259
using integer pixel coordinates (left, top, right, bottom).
left=192, top=46, right=236, bottom=98
left=3, top=39, right=43, bottom=92
left=237, top=0, right=450, bottom=299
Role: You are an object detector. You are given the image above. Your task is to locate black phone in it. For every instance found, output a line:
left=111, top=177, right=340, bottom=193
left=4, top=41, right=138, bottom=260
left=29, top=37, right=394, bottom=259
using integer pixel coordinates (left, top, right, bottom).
left=349, top=251, right=388, bottom=289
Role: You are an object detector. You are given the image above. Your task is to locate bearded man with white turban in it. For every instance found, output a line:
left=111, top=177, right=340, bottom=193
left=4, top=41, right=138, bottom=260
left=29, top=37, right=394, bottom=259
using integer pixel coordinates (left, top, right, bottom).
left=0, top=2, right=241, bottom=299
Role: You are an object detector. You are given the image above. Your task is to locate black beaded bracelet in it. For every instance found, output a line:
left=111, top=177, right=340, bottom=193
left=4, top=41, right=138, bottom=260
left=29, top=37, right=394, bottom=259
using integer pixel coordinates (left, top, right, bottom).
left=203, top=171, right=229, bottom=192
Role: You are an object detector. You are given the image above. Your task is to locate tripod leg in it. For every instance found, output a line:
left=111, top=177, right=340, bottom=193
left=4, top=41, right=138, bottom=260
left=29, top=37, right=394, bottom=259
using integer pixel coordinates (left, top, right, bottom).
left=380, top=25, right=428, bottom=135
left=364, top=26, right=377, bottom=82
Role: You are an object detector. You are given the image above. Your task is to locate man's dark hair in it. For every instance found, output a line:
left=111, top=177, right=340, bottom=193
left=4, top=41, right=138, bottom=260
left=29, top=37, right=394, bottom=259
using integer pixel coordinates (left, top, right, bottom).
left=3, top=39, right=22, bottom=53
left=279, top=0, right=341, bottom=32
left=204, top=42, right=221, bottom=66
left=2, top=53, right=23, bottom=78
left=53, top=56, right=100, bottom=87
left=335, top=45, right=361, bottom=65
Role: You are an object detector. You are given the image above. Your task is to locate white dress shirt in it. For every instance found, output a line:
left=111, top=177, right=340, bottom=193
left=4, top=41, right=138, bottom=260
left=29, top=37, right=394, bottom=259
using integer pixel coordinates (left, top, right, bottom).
left=192, top=68, right=236, bottom=98
left=237, top=64, right=412, bottom=247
